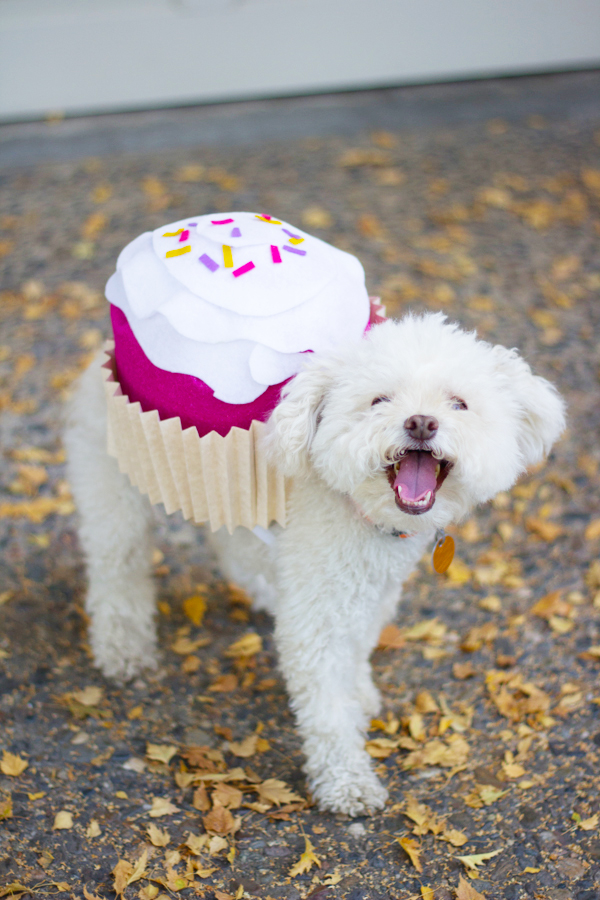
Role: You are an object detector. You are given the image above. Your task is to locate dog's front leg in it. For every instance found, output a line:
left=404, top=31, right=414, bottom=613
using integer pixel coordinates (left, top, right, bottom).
left=274, top=580, right=388, bottom=816
left=272, top=498, right=405, bottom=815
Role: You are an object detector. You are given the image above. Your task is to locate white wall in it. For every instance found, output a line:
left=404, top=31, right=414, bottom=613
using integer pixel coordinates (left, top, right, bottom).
left=1, top=0, right=600, bottom=121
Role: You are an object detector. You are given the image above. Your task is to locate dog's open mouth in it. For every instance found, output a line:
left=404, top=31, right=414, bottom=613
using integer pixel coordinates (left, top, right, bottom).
left=386, top=450, right=453, bottom=515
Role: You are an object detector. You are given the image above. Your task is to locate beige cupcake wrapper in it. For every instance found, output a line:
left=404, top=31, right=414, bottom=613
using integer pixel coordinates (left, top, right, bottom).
left=101, top=342, right=288, bottom=533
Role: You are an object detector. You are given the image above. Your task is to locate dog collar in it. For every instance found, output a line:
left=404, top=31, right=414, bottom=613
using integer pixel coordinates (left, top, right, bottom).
left=346, top=495, right=414, bottom=538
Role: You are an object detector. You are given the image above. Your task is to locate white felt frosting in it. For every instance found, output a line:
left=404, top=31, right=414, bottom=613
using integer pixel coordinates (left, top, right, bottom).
left=108, top=212, right=370, bottom=403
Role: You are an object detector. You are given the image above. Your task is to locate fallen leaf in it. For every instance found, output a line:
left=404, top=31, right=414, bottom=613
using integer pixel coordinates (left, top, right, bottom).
left=338, top=148, right=391, bottom=167
left=149, top=797, right=180, bottom=817
left=289, top=836, right=321, bottom=876
left=209, top=673, right=238, bottom=692
left=377, top=623, right=406, bottom=649
left=1, top=751, right=28, bottom=777
left=182, top=593, right=207, bottom=626
left=458, top=848, right=502, bottom=873
left=147, top=823, right=170, bottom=846
left=53, top=810, right=73, bottom=830
left=228, top=733, right=260, bottom=758
left=441, top=828, right=469, bottom=847
left=146, top=743, right=178, bottom=765
left=397, top=836, right=423, bottom=872
left=578, top=813, right=599, bottom=831
left=203, top=805, right=236, bottom=836
left=0, top=794, right=12, bottom=820
left=83, top=886, right=103, bottom=900
left=461, top=623, right=498, bottom=653
left=403, top=794, right=444, bottom=835
left=420, top=888, right=435, bottom=900
left=530, top=590, right=571, bottom=620
left=212, top=782, right=243, bottom=810
left=301, top=207, right=333, bottom=229
left=525, top=516, right=563, bottom=541
left=224, top=633, right=262, bottom=658
left=256, top=778, right=303, bottom=807
left=86, top=819, right=101, bottom=838
left=71, top=686, right=103, bottom=707
left=465, top=784, right=508, bottom=808
left=456, top=875, right=486, bottom=899
left=453, top=662, right=476, bottom=680
left=415, top=691, right=439, bottom=714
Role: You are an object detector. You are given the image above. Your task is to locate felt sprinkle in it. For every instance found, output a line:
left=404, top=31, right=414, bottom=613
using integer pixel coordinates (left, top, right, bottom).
left=179, top=229, right=190, bottom=242
left=199, top=253, right=219, bottom=272
left=283, top=245, right=307, bottom=256
left=255, top=215, right=282, bottom=224
left=282, top=228, right=301, bottom=239
left=211, top=218, right=235, bottom=225
left=271, top=245, right=282, bottom=263
left=166, top=245, right=191, bottom=258
left=289, top=237, right=304, bottom=245
left=223, top=245, right=234, bottom=268
left=233, top=261, right=255, bottom=278
left=163, top=228, right=184, bottom=237
left=187, top=222, right=197, bottom=227
left=231, top=227, right=241, bottom=237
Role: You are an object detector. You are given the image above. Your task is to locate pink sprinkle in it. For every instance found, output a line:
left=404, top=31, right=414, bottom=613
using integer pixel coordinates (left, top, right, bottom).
left=231, top=227, right=241, bottom=237
left=211, top=218, right=234, bottom=225
left=282, top=228, right=301, bottom=239
left=261, top=214, right=272, bottom=220
left=199, top=253, right=219, bottom=272
left=283, top=245, right=307, bottom=256
left=179, top=229, right=190, bottom=242
left=271, top=245, right=282, bottom=264
left=232, top=261, right=255, bottom=278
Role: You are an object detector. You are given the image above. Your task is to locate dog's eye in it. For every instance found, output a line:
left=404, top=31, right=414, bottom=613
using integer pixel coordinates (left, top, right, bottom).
left=451, top=397, right=468, bottom=410
left=371, top=396, right=391, bottom=407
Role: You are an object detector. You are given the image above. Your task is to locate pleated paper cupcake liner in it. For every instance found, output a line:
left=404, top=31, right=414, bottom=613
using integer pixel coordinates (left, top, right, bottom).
left=101, top=342, right=288, bottom=533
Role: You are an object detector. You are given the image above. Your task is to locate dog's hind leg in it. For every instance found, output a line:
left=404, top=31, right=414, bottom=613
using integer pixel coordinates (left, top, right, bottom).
left=64, top=355, right=157, bottom=681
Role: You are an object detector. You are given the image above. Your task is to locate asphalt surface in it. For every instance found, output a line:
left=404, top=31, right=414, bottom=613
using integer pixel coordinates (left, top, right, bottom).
left=1, top=72, right=600, bottom=900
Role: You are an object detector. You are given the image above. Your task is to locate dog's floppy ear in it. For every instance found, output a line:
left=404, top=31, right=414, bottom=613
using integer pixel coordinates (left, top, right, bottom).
left=492, top=345, right=566, bottom=468
left=265, top=360, right=333, bottom=477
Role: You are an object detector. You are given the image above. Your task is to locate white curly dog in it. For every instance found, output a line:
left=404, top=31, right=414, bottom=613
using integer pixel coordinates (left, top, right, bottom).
left=65, top=313, right=565, bottom=815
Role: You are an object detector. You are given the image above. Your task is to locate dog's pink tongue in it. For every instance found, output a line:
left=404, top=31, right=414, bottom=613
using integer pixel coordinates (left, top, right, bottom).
left=393, top=451, right=438, bottom=500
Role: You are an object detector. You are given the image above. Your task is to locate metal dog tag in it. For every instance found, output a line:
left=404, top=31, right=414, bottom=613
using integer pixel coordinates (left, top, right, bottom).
left=432, top=531, right=455, bottom=574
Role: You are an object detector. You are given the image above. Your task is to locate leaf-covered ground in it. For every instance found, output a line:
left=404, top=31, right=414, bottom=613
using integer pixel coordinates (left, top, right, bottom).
left=1, top=74, right=600, bottom=900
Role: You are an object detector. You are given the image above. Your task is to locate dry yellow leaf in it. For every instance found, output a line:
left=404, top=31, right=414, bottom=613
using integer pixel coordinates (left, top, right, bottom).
left=71, top=686, right=103, bottom=707
left=212, top=782, right=243, bottom=810
left=149, top=796, right=180, bottom=817
left=420, top=888, right=435, bottom=900
left=441, top=828, right=468, bottom=847
left=584, top=519, right=600, bottom=541
left=86, top=819, right=101, bottom=838
left=176, top=164, right=206, bottom=182
left=549, top=615, right=574, bottom=634
left=182, top=593, right=207, bottom=626
left=301, top=207, right=333, bottom=229
left=146, top=823, right=170, bottom=846
left=224, top=633, right=262, bottom=658
left=456, top=875, right=486, bottom=900
left=525, top=516, right=563, bottom=541
left=146, top=743, right=178, bottom=765
left=339, top=148, right=391, bottom=167
left=458, top=848, right=502, bottom=873
left=415, top=690, right=439, bottom=714
left=1, top=751, right=28, bottom=777
left=579, top=813, right=599, bottom=831
left=256, top=778, right=303, bottom=807
left=289, top=836, right=321, bottom=876
left=397, top=836, right=423, bottom=872
left=203, top=805, right=236, bottom=836
left=53, top=810, right=73, bottom=830
left=445, top=557, right=471, bottom=585
left=81, top=212, right=108, bottom=240
left=0, top=794, right=12, bottom=821
left=377, top=624, right=406, bottom=649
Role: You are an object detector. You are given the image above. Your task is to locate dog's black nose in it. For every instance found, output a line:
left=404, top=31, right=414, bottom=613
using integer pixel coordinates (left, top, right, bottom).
left=404, top=414, right=439, bottom=440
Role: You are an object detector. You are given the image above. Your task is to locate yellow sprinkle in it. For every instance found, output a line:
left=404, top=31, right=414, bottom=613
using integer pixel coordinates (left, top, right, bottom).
left=166, top=245, right=191, bottom=258
left=255, top=215, right=282, bottom=224
left=289, top=237, right=304, bottom=245
left=163, top=228, right=184, bottom=237
left=223, top=245, right=233, bottom=267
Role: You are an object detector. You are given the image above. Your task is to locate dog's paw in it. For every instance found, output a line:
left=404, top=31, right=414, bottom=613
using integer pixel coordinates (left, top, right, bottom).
left=90, top=618, right=158, bottom=682
left=309, top=759, right=388, bottom=817
left=357, top=678, right=382, bottom=719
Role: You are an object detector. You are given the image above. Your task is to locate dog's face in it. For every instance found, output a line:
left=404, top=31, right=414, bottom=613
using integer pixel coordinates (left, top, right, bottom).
left=267, top=314, right=566, bottom=534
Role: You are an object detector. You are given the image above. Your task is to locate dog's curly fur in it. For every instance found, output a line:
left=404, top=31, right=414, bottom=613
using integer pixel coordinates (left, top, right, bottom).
left=65, top=313, right=565, bottom=815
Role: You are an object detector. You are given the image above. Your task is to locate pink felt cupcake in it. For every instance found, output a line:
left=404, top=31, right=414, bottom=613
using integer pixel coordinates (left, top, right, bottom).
left=101, top=212, right=376, bottom=531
